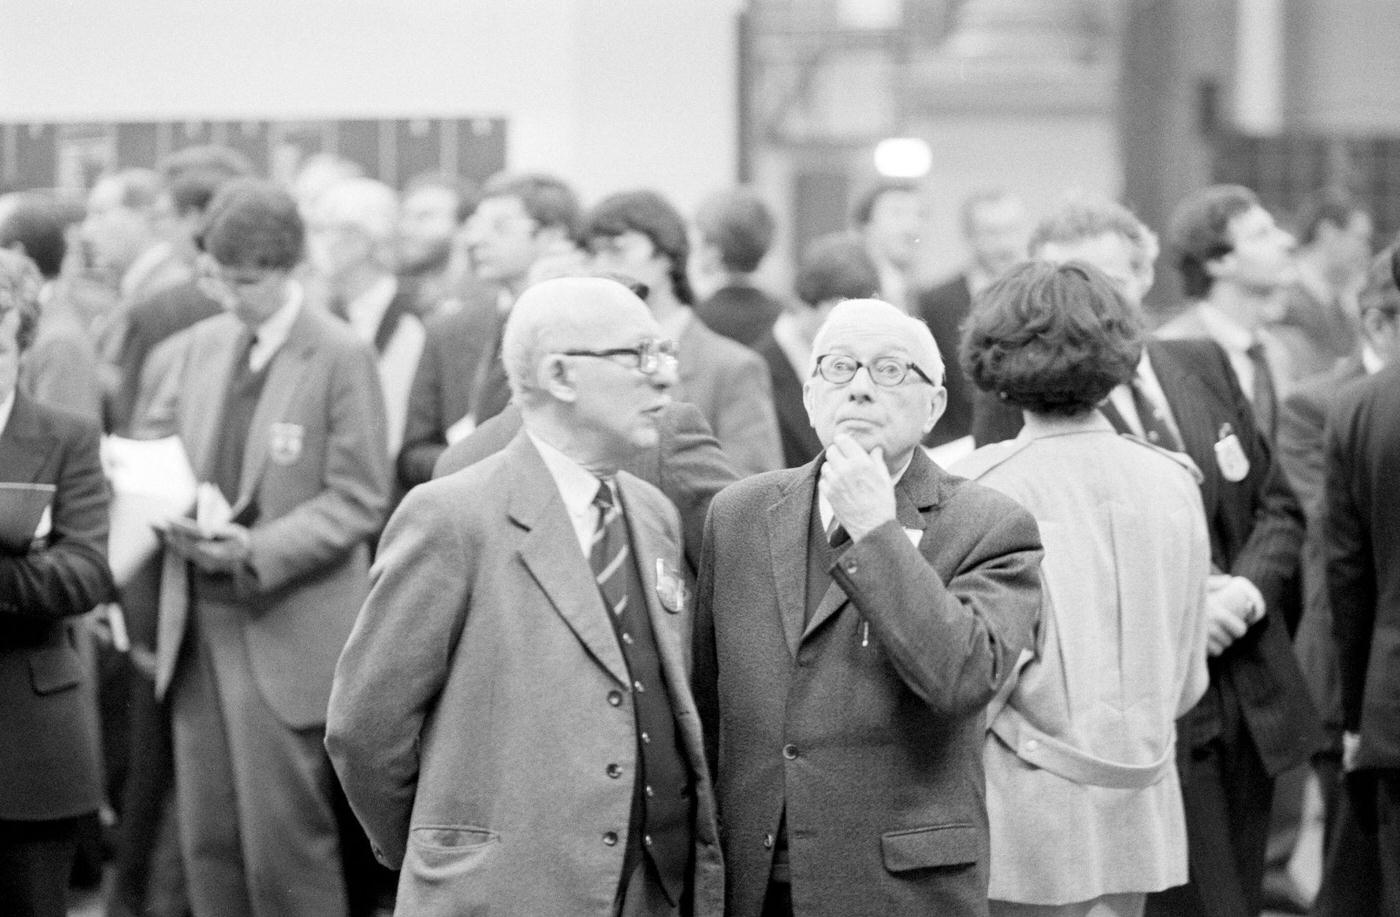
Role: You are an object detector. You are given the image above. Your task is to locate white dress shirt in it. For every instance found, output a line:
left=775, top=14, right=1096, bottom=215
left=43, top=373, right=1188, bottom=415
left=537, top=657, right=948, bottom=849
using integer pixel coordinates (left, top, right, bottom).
left=528, top=431, right=610, bottom=560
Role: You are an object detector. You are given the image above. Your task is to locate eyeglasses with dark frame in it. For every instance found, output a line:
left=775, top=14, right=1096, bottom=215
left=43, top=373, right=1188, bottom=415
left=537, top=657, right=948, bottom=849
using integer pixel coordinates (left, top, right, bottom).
left=558, top=337, right=679, bottom=376
left=812, top=353, right=936, bottom=388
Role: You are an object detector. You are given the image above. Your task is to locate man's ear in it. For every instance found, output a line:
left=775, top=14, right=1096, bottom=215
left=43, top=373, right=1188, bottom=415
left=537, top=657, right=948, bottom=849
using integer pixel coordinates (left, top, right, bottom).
left=923, top=385, right=947, bottom=436
left=541, top=354, right=577, bottom=403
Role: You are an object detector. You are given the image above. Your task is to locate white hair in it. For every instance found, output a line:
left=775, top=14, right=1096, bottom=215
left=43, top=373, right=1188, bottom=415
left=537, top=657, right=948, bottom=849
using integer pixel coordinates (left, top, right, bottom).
left=809, top=298, right=945, bottom=385
left=313, top=177, right=398, bottom=246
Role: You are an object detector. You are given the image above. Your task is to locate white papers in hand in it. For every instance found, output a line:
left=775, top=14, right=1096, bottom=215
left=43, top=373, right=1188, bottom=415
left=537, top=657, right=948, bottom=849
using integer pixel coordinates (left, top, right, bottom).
left=102, top=436, right=198, bottom=587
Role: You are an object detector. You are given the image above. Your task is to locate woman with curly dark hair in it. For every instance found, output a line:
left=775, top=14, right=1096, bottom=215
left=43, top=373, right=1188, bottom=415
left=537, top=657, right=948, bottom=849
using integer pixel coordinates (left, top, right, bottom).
left=952, top=260, right=1211, bottom=917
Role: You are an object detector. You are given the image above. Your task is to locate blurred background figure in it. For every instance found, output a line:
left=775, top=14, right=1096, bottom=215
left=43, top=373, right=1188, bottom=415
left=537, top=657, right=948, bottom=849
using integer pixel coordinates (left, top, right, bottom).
left=920, top=189, right=1030, bottom=448
left=307, top=176, right=425, bottom=460
left=1, top=194, right=103, bottom=424
left=691, top=186, right=782, bottom=348
left=956, top=259, right=1210, bottom=917
left=849, top=178, right=925, bottom=315
left=0, top=247, right=117, bottom=917
left=1269, top=191, right=1374, bottom=387
left=585, top=188, right=783, bottom=475
left=397, top=171, right=581, bottom=489
left=395, top=170, right=476, bottom=319
left=752, top=230, right=878, bottom=469
left=1277, top=246, right=1400, bottom=917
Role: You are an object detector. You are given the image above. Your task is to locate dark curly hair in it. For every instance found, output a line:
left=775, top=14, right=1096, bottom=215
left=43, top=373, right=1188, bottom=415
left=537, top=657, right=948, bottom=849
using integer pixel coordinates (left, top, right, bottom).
left=201, top=179, right=304, bottom=270
left=1168, top=184, right=1258, bottom=300
left=960, top=260, right=1142, bottom=416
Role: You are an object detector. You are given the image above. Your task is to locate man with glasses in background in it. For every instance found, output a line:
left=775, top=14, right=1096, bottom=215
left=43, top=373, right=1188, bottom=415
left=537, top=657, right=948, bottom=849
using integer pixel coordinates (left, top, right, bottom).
left=144, top=178, right=390, bottom=917
left=693, top=298, right=1043, bottom=916
left=329, top=276, right=723, bottom=916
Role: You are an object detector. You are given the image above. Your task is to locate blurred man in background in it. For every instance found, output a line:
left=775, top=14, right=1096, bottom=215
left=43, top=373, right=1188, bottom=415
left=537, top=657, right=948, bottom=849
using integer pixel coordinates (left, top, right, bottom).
left=692, top=186, right=783, bottom=347
left=395, top=170, right=475, bottom=319
left=850, top=178, right=925, bottom=315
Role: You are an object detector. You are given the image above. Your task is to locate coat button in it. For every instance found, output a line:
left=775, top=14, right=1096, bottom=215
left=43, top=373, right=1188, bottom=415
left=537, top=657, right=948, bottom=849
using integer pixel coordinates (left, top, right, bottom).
left=644, top=834, right=653, bottom=847
left=607, top=690, right=623, bottom=707
left=606, top=763, right=622, bottom=779
left=844, top=560, right=859, bottom=574
left=641, top=731, right=650, bottom=744
left=603, top=831, right=618, bottom=846
left=1025, top=739, right=1039, bottom=752
left=763, top=833, right=774, bottom=849
left=633, top=680, right=645, bottom=693
left=645, top=784, right=654, bottom=798
left=782, top=744, right=798, bottom=760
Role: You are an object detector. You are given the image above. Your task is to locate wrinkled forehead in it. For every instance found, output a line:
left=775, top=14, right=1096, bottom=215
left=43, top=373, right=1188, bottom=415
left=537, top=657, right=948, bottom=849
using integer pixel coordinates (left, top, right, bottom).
left=812, top=301, right=938, bottom=368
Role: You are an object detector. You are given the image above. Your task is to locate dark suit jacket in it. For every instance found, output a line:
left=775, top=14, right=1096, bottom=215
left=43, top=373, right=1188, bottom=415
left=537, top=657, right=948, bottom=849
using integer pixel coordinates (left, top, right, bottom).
left=328, top=433, right=725, bottom=915
left=396, top=292, right=500, bottom=489
left=434, top=401, right=738, bottom=575
left=971, top=337, right=1320, bottom=775
left=917, top=274, right=975, bottom=446
left=694, top=449, right=1043, bottom=916
left=0, top=392, right=116, bottom=820
left=696, top=283, right=783, bottom=349
left=753, top=332, right=823, bottom=469
left=1324, top=362, right=1400, bottom=769
left=1277, top=354, right=1367, bottom=745
left=108, top=277, right=223, bottom=435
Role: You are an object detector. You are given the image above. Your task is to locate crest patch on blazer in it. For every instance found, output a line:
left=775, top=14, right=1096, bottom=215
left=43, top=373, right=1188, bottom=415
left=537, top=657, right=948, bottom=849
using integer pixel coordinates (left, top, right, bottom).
left=269, top=422, right=305, bottom=466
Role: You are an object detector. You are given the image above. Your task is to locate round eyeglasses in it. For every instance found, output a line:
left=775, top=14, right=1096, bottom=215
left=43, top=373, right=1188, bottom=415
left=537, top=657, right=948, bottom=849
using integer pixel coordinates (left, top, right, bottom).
left=558, top=338, right=679, bottom=376
left=813, top=354, right=936, bottom=387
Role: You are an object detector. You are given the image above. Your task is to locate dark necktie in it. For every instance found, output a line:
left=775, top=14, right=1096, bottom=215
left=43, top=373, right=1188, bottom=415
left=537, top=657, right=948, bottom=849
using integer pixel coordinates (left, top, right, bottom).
left=1245, top=341, right=1277, bottom=438
left=591, top=480, right=631, bottom=617
left=1128, top=378, right=1183, bottom=452
left=825, top=515, right=850, bottom=549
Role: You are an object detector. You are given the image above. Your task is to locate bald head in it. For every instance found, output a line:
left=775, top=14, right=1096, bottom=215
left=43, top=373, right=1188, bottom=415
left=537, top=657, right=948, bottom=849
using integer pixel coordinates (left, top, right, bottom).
left=504, top=276, right=674, bottom=473
left=504, top=276, right=658, bottom=402
left=810, top=298, right=944, bottom=385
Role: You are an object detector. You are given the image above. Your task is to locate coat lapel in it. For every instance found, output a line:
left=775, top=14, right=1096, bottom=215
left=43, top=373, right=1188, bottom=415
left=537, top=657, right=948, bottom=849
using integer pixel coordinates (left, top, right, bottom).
left=508, top=435, right=630, bottom=686
left=0, top=393, right=53, bottom=483
left=183, top=319, right=242, bottom=482
left=771, top=462, right=818, bottom=655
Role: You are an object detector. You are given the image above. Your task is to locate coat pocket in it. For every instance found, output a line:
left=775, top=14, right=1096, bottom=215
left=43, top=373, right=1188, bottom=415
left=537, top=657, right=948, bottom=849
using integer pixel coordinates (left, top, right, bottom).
left=28, top=646, right=83, bottom=695
left=880, top=823, right=980, bottom=872
left=406, top=825, right=499, bottom=874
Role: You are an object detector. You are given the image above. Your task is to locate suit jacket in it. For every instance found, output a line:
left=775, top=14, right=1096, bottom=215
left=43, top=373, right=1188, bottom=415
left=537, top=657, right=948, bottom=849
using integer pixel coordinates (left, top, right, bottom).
left=970, top=338, right=1320, bottom=774
left=0, top=392, right=116, bottom=819
left=144, top=306, right=390, bottom=728
left=954, top=416, right=1210, bottom=903
left=1277, top=354, right=1367, bottom=745
left=694, top=448, right=1043, bottom=916
left=433, top=401, right=738, bottom=575
left=676, top=315, right=783, bottom=476
left=1269, top=282, right=1361, bottom=390
left=327, top=433, right=725, bottom=916
left=108, top=278, right=223, bottom=435
left=20, top=293, right=103, bottom=425
left=1324, top=362, right=1400, bottom=769
left=696, top=283, right=783, bottom=349
left=396, top=292, right=499, bottom=489
left=753, top=331, right=824, bottom=469
left=917, top=274, right=976, bottom=446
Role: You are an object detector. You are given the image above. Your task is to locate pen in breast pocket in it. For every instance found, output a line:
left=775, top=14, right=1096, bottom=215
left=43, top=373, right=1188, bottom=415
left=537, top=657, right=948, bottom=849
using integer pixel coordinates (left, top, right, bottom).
left=861, top=619, right=869, bottom=648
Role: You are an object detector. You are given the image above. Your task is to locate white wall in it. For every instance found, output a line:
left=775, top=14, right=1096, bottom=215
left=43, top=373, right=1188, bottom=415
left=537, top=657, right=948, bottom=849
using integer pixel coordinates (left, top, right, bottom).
left=0, top=0, right=739, bottom=206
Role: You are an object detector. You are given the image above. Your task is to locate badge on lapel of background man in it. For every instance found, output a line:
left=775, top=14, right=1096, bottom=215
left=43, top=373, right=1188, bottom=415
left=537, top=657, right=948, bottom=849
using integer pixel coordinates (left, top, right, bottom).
left=655, top=557, right=688, bottom=614
left=268, top=422, right=305, bottom=466
left=1214, top=423, right=1249, bottom=483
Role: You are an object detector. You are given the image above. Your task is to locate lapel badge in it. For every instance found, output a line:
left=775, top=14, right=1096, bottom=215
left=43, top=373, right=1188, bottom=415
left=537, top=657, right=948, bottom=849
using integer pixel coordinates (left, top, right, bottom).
left=268, top=422, right=305, bottom=466
left=654, top=557, right=688, bottom=614
left=1213, top=423, right=1250, bottom=483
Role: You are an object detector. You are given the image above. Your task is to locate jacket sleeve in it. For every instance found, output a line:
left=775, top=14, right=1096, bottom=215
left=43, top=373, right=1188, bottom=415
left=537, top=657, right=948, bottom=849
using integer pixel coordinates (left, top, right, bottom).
left=1323, top=399, right=1374, bottom=733
left=830, top=493, right=1043, bottom=719
left=247, top=343, right=390, bottom=594
left=0, top=417, right=116, bottom=623
left=325, top=484, right=474, bottom=868
left=711, top=351, right=784, bottom=477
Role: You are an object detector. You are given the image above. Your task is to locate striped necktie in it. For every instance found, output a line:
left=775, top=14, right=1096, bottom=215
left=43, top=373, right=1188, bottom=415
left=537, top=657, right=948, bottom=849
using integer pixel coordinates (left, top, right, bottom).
left=591, top=480, right=630, bottom=617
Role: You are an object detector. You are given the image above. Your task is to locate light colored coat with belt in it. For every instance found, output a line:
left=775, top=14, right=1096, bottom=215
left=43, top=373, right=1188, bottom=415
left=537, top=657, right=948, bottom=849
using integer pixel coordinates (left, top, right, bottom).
left=325, top=432, right=725, bottom=917
left=954, top=413, right=1211, bottom=904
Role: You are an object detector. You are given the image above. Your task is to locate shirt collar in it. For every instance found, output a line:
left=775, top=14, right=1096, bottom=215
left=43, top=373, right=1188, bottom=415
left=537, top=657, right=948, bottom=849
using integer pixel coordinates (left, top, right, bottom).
left=0, top=388, right=15, bottom=440
left=343, top=274, right=397, bottom=343
left=248, top=282, right=304, bottom=372
left=1195, top=302, right=1257, bottom=354
left=121, top=242, right=174, bottom=300
left=527, top=430, right=608, bottom=520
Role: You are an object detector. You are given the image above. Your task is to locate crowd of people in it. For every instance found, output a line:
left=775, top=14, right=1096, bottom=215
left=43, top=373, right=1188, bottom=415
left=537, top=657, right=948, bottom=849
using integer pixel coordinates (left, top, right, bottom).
left=1, top=144, right=1397, bottom=917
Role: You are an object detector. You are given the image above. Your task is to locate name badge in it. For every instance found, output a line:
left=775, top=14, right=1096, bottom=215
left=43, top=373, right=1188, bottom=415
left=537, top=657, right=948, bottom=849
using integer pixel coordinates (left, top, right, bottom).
left=1214, top=423, right=1250, bottom=483
left=268, top=422, right=305, bottom=466
left=654, top=557, right=688, bottom=614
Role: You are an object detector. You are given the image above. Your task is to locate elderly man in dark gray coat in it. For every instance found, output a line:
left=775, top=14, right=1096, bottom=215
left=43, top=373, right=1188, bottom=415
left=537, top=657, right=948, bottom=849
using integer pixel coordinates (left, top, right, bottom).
left=694, top=298, right=1043, bottom=917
